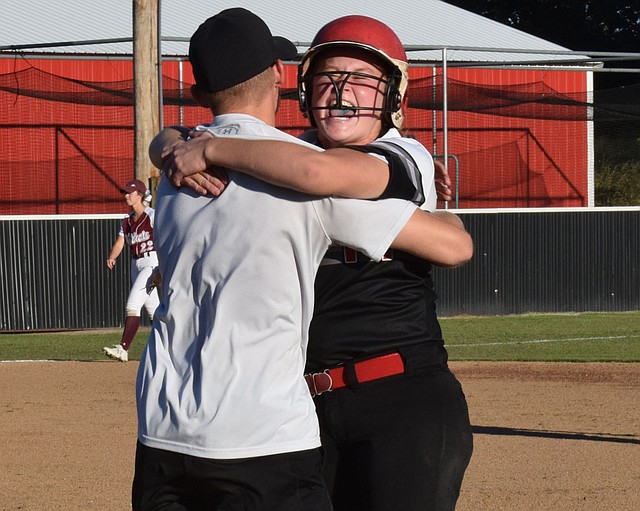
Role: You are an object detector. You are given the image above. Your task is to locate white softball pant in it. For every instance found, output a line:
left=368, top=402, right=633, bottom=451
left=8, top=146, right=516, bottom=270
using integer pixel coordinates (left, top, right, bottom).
left=127, top=253, right=160, bottom=318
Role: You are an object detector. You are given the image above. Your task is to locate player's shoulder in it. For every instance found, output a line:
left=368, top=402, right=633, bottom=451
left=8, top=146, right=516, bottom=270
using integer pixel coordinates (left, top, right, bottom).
left=374, top=129, right=431, bottom=156
left=369, top=133, right=434, bottom=179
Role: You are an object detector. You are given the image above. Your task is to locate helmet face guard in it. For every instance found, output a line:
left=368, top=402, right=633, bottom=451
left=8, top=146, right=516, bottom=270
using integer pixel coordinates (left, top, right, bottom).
left=297, top=16, right=409, bottom=129
left=298, top=55, right=406, bottom=128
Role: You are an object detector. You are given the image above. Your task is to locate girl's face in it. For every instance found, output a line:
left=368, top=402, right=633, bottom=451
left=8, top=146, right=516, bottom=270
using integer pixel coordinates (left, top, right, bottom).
left=124, top=191, right=143, bottom=207
left=309, top=48, right=388, bottom=149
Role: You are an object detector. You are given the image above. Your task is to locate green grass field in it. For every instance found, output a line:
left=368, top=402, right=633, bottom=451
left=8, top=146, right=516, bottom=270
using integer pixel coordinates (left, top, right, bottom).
left=1, top=311, right=639, bottom=362
left=441, top=311, right=640, bottom=362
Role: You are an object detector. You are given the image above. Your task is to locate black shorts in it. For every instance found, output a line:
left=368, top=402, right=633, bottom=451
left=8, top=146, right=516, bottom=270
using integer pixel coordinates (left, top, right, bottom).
left=132, top=443, right=332, bottom=511
left=314, top=343, right=473, bottom=511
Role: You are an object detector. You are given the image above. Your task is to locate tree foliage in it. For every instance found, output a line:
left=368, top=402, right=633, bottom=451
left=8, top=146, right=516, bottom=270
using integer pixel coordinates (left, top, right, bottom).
left=442, top=1, right=640, bottom=206
left=441, top=0, right=640, bottom=52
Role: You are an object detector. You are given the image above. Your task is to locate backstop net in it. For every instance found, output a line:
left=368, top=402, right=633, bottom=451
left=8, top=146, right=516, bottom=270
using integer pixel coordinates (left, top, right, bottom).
left=1, top=57, right=639, bottom=215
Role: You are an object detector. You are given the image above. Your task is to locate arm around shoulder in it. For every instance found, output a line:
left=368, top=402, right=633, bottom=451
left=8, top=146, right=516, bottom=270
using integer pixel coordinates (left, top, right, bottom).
left=391, top=209, right=473, bottom=268
left=148, top=126, right=192, bottom=169
left=197, top=139, right=391, bottom=199
left=431, top=210, right=466, bottom=230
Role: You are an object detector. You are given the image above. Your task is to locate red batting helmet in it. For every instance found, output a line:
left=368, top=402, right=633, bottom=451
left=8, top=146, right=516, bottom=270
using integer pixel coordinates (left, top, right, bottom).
left=298, top=15, right=409, bottom=128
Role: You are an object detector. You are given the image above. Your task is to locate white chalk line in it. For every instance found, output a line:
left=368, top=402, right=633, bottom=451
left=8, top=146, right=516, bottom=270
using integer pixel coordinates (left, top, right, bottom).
left=447, top=335, right=631, bottom=348
left=1, top=359, right=66, bottom=363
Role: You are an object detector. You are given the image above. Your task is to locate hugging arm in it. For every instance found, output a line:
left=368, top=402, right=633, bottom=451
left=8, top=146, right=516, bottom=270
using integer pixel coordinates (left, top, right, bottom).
left=149, top=127, right=229, bottom=195
left=151, top=128, right=471, bottom=268
left=167, top=134, right=392, bottom=199
left=148, top=126, right=191, bottom=170
left=152, top=127, right=452, bottom=202
left=434, top=159, right=453, bottom=202
left=391, top=209, right=473, bottom=268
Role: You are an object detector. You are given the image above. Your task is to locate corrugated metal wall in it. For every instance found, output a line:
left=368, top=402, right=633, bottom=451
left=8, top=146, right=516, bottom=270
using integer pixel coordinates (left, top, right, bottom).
left=1, top=209, right=639, bottom=331
left=1, top=216, right=132, bottom=331
left=433, top=208, right=640, bottom=315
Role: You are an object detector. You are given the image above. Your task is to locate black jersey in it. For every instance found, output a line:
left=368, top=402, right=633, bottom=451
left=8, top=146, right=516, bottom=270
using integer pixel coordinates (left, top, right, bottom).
left=306, top=134, right=443, bottom=372
left=307, top=247, right=443, bottom=372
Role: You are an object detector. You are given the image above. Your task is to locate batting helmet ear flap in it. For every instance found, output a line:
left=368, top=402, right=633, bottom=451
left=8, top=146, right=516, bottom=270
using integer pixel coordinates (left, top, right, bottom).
left=297, top=65, right=315, bottom=123
left=297, top=67, right=308, bottom=110
left=379, top=67, right=405, bottom=129
left=385, top=68, right=403, bottom=111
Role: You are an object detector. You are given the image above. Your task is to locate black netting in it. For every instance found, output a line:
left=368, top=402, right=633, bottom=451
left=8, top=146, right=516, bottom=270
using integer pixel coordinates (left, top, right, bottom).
left=2, top=65, right=638, bottom=120
left=1, top=63, right=639, bottom=214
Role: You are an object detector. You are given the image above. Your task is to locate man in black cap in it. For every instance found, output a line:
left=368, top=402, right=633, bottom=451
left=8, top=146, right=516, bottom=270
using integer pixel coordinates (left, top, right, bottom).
left=133, top=8, right=472, bottom=511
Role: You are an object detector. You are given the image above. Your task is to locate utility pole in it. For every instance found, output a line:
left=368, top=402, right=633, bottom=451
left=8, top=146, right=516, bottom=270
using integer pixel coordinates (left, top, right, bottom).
left=133, top=0, right=160, bottom=187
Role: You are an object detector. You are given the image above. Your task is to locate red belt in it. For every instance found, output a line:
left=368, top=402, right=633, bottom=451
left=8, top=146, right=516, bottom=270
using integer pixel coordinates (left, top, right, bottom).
left=305, top=352, right=405, bottom=397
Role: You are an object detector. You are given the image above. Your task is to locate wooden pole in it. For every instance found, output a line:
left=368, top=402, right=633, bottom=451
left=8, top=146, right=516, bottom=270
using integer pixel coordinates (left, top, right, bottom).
left=133, top=0, right=160, bottom=186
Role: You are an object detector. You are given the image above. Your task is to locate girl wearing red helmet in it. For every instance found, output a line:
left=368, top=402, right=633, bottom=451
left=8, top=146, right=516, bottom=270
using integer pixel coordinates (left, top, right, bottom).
left=297, top=15, right=410, bottom=133
left=155, top=15, right=471, bottom=511
left=294, top=17, right=472, bottom=511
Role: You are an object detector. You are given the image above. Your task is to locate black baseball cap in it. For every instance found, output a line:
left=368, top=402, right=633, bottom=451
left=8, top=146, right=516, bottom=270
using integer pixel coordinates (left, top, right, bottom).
left=189, top=8, right=298, bottom=93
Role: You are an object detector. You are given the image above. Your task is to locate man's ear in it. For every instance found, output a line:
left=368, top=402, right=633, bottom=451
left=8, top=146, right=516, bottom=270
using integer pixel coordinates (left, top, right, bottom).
left=273, top=59, right=285, bottom=88
left=191, top=84, right=209, bottom=107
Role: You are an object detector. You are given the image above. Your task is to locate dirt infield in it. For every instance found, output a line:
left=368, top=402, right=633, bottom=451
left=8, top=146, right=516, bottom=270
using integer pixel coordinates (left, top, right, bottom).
left=1, top=361, right=638, bottom=510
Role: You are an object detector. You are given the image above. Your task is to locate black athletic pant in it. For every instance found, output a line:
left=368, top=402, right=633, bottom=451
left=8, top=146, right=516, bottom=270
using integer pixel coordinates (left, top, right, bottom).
left=132, top=443, right=333, bottom=511
left=313, top=343, right=473, bottom=511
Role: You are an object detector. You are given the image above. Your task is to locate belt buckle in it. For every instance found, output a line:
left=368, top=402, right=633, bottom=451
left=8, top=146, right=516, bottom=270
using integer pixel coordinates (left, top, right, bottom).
left=307, top=370, right=333, bottom=397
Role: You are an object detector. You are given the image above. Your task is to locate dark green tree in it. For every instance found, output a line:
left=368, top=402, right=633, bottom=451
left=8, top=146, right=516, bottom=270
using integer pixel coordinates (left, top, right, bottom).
left=442, top=1, right=640, bottom=206
left=441, top=1, right=639, bottom=52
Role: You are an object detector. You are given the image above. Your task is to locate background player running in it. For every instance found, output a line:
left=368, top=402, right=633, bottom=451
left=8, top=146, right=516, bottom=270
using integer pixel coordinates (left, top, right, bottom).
left=103, top=179, right=159, bottom=362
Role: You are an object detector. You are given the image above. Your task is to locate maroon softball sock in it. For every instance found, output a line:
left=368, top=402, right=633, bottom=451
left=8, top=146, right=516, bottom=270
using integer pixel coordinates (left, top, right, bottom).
left=120, top=316, right=141, bottom=351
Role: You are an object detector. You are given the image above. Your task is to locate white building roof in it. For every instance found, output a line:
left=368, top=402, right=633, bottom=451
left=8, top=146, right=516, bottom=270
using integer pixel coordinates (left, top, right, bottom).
left=0, top=0, right=582, bottom=63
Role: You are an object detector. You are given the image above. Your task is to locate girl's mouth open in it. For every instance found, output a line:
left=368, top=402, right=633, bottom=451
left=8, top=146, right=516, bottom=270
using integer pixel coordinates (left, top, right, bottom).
left=327, top=101, right=356, bottom=118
